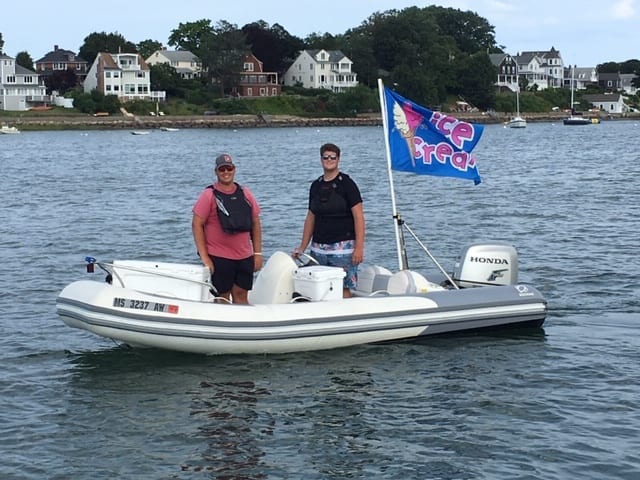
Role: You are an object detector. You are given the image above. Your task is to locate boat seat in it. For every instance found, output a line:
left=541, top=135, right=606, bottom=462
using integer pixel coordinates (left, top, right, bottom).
left=248, top=251, right=297, bottom=304
left=354, top=264, right=393, bottom=295
left=387, top=270, right=446, bottom=294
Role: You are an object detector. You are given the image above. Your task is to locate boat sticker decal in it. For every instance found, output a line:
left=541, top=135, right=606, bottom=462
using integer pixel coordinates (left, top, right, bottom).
left=113, top=297, right=179, bottom=314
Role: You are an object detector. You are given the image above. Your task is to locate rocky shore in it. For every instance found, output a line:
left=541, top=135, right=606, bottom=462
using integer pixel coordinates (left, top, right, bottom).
left=2, top=110, right=635, bottom=131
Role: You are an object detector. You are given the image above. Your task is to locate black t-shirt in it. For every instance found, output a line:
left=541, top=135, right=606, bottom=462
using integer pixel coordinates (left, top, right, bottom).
left=308, top=172, right=362, bottom=244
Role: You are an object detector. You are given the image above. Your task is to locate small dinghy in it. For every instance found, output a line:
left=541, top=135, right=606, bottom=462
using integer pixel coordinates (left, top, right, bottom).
left=56, top=245, right=546, bottom=355
left=56, top=81, right=548, bottom=355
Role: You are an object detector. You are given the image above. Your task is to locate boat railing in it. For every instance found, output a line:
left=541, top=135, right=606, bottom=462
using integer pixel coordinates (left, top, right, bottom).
left=84, top=257, right=218, bottom=296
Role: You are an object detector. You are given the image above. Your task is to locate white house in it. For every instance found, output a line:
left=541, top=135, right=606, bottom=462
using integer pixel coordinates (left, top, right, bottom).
left=489, top=53, right=519, bottom=92
left=283, top=49, right=358, bottom=92
left=145, top=49, right=201, bottom=79
left=0, top=53, right=49, bottom=111
left=516, top=47, right=565, bottom=90
left=566, top=67, right=598, bottom=90
left=583, top=93, right=629, bottom=114
left=84, top=52, right=164, bottom=102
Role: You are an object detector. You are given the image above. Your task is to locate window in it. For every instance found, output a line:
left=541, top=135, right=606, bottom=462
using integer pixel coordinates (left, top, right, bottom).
left=260, top=87, right=266, bottom=96
left=247, top=87, right=253, bottom=96
left=244, top=62, right=254, bottom=71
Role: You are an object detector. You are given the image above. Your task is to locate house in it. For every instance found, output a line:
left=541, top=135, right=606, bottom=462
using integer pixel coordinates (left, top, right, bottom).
left=564, top=66, right=598, bottom=90
left=145, top=49, right=201, bottom=79
left=582, top=93, right=628, bottom=113
left=489, top=53, right=518, bottom=92
left=620, top=73, right=638, bottom=95
left=283, top=49, right=358, bottom=92
left=598, top=72, right=622, bottom=92
left=34, top=45, right=88, bottom=86
left=231, top=53, right=281, bottom=97
left=84, top=52, right=165, bottom=102
left=0, top=53, right=49, bottom=111
left=516, top=47, right=564, bottom=90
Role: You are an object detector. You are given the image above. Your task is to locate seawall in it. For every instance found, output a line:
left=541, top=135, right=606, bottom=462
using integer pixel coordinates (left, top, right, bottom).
left=2, top=111, right=636, bottom=131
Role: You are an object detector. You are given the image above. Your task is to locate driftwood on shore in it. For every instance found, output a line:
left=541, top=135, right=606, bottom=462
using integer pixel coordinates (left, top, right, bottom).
left=2, top=110, right=634, bottom=131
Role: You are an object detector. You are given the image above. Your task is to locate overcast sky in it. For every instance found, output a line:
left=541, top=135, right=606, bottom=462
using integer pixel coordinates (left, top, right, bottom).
left=1, top=0, right=637, bottom=67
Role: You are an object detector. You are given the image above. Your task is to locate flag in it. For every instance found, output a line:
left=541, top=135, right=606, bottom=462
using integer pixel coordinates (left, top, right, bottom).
left=384, top=87, right=483, bottom=184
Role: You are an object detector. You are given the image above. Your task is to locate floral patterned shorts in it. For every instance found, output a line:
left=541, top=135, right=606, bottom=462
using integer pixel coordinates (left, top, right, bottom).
left=310, top=240, right=358, bottom=290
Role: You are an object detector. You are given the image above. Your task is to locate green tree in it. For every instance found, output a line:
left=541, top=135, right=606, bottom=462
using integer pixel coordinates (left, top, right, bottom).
left=149, top=63, right=183, bottom=97
left=44, top=68, right=79, bottom=94
left=15, top=51, right=35, bottom=70
left=168, top=19, right=214, bottom=53
left=138, top=39, right=163, bottom=60
left=241, top=21, right=304, bottom=75
left=198, top=21, right=247, bottom=96
left=427, top=6, right=497, bottom=55
left=304, top=32, right=341, bottom=50
left=455, top=52, right=496, bottom=109
left=79, top=32, right=138, bottom=66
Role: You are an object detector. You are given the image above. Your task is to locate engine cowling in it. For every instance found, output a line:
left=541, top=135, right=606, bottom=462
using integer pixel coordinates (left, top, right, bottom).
left=453, top=242, right=518, bottom=287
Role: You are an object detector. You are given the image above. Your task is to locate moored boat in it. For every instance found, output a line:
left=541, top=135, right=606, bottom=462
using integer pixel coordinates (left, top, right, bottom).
left=0, top=124, right=20, bottom=134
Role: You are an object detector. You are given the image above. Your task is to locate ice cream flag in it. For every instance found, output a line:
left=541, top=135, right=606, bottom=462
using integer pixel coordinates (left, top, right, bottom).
left=383, top=87, right=483, bottom=184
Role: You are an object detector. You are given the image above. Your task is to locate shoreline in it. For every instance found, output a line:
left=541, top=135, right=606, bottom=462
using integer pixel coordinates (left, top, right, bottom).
left=2, top=111, right=637, bottom=131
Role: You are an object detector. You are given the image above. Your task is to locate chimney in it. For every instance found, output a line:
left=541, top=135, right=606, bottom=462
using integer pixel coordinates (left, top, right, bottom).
left=54, top=45, right=59, bottom=51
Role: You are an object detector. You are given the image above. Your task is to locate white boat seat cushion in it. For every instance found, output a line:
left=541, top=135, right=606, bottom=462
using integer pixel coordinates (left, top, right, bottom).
left=248, top=251, right=297, bottom=304
left=387, top=270, right=446, bottom=294
left=355, top=264, right=393, bottom=294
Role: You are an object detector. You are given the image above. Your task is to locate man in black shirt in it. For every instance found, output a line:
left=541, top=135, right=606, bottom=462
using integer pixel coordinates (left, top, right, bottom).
left=293, top=143, right=365, bottom=298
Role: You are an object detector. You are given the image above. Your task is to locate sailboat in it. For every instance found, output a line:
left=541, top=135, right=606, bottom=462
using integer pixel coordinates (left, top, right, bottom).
left=507, top=87, right=526, bottom=128
left=563, top=65, right=591, bottom=126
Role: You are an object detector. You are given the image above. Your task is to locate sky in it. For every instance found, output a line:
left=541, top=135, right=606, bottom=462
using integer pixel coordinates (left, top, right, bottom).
left=1, top=0, right=637, bottom=67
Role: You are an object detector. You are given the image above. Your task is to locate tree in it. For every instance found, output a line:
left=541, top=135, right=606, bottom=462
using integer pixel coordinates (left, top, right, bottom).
left=427, top=6, right=497, bottom=55
left=198, top=21, right=248, bottom=96
left=15, top=51, right=35, bottom=70
left=79, top=32, right=138, bottom=66
left=455, top=52, right=496, bottom=109
left=44, top=68, right=79, bottom=94
left=149, top=63, right=183, bottom=97
left=168, top=19, right=214, bottom=53
left=304, top=32, right=341, bottom=50
left=138, top=39, right=163, bottom=60
left=241, top=21, right=304, bottom=75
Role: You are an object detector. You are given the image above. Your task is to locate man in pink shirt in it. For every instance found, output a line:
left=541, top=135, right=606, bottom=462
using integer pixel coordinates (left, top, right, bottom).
left=192, top=153, right=263, bottom=304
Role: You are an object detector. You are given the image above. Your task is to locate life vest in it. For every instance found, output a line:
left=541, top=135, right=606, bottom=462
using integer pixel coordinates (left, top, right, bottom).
left=208, top=183, right=253, bottom=234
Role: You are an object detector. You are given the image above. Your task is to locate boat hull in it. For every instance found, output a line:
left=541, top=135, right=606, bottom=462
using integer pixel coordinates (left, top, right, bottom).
left=563, top=116, right=591, bottom=126
left=507, top=117, right=527, bottom=128
left=57, top=280, right=547, bottom=355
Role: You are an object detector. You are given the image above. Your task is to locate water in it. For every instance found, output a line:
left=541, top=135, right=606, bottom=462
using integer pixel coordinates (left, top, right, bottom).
left=1, top=121, right=639, bottom=479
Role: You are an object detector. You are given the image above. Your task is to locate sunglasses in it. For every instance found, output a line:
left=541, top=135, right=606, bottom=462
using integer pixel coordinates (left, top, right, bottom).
left=217, top=165, right=235, bottom=173
left=321, top=154, right=338, bottom=160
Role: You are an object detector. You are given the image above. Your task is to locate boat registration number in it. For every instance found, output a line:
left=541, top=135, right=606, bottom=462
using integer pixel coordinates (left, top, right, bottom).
left=113, top=297, right=179, bottom=314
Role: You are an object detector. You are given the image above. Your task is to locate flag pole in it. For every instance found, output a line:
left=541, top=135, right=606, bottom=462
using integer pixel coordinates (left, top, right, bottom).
left=377, top=78, right=408, bottom=271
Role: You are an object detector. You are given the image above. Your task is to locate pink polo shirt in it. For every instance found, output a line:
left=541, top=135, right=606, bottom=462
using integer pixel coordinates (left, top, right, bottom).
left=192, top=183, right=261, bottom=260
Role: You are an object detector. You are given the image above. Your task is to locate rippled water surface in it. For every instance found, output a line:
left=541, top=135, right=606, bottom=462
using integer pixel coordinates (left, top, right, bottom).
left=1, top=122, right=639, bottom=479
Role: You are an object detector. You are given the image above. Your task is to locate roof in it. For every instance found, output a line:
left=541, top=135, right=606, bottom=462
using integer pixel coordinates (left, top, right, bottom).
left=155, top=50, right=200, bottom=62
left=15, top=64, right=37, bottom=75
left=583, top=93, right=623, bottom=102
left=306, top=49, right=348, bottom=63
left=35, top=47, right=87, bottom=64
left=489, top=53, right=514, bottom=66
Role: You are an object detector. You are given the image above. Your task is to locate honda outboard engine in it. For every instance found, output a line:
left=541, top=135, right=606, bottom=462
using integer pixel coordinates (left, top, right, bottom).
left=453, top=242, right=518, bottom=287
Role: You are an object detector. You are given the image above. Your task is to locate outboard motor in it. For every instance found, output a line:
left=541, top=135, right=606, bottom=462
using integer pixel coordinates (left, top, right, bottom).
left=453, top=242, right=518, bottom=287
